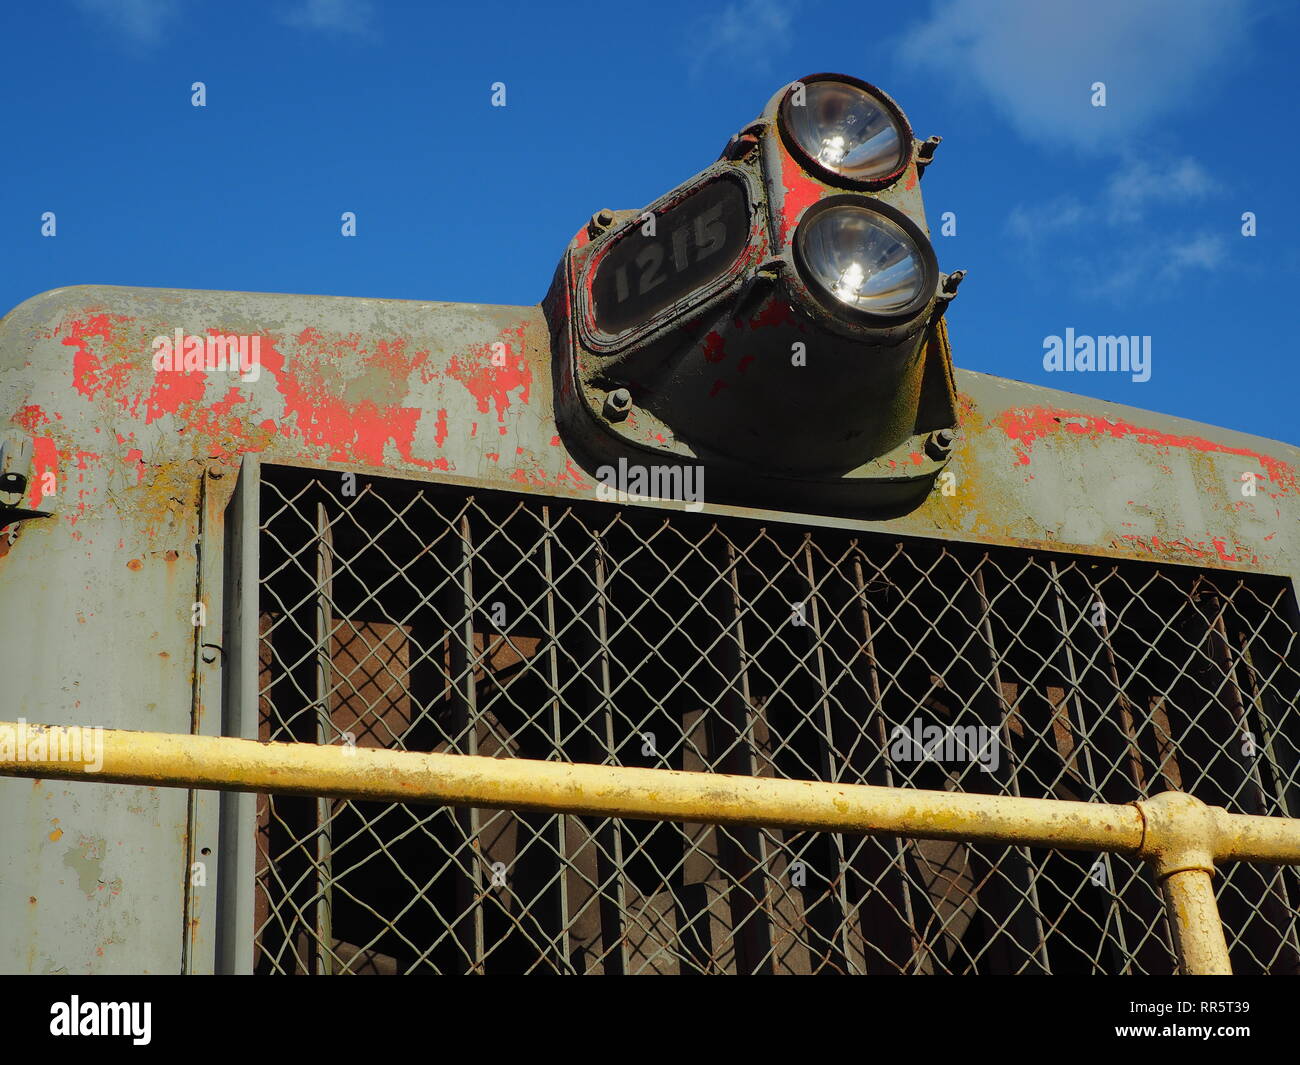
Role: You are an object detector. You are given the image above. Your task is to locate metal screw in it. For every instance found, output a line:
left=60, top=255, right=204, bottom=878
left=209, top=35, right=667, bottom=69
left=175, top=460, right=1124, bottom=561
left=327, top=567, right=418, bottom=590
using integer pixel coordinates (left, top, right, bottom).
left=603, top=388, right=633, bottom=422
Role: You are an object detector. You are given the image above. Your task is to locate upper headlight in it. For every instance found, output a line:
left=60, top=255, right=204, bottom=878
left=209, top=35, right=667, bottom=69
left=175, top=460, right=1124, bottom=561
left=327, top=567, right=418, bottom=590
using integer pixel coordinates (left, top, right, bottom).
left=794, top=197, right=938, bottom=321
left=779, top=76, right=909, bottom=186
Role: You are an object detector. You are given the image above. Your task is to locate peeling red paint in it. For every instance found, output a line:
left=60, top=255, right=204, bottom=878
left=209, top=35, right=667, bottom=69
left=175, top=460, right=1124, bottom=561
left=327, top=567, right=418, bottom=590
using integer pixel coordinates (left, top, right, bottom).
left=434, top=408, right=448, bottom=448
left=66, top=314, right=135, bottom=405
left=257, top=335, right=435, bottom=471
left=445, top=325, right=531, bottom=423
left=995, top=406, right=1298, bottom=496
left=779, top=153, right=823, bottom=246
left=562, top=460, right=591, bottom=489
left=709, top=379, right=727, bottom=398
left=749, top=300, right=795, bottom=330
left=1118, top=533, right=1257, bottom=566
left=14, top=405, right=50, bottom=431
left=124, top=448, right=146, bottom=484
left=28, top=437, right=58, bottom=510
left=702, top=332, right=727, bottom=363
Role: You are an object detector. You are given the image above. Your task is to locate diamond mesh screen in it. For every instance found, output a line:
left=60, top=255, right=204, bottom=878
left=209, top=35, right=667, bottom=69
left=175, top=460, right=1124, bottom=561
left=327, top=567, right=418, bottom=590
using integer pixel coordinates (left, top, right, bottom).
left=252, top=464, right=1300, bottom=974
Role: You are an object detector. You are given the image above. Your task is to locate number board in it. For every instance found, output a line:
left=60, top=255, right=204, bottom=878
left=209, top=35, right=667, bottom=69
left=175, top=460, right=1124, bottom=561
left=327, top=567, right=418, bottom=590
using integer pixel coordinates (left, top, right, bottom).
left=590, top=178, right=750, bottom=337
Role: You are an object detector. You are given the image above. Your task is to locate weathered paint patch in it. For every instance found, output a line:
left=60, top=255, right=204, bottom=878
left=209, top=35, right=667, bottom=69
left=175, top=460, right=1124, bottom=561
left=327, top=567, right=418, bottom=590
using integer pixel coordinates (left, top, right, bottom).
left=29, top=437, right=59, bottom=510
left=257, top=335, right=436, bottom=471
left=995, top=406, right=1298, bottom=497
left=749, top=300, right=795, bottom=330
left=445, top=324, right=531, bottom=423
left=778, top=151, right=823, bottom=247
left=66, top=314, right=136, bottom=405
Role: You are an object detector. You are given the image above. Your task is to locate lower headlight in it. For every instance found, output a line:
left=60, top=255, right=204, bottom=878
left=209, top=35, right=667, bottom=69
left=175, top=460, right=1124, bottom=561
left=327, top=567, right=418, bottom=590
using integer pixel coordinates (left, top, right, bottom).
left=793, top=197, right=938, bottom=322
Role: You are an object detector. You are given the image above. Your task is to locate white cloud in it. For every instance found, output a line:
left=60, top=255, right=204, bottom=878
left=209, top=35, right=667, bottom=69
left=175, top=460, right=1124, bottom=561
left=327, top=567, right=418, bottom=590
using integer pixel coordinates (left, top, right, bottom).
left=1077, top=231, right=1226, bottom=300
left=1005, top=156, right=1224, bottom=302
left=1161, top=232, right=1226, bottom=274
left=1104, top=158, right=1217, bottom=224
left=899, top=0, right=1253, bottom=152
left=281, top=0, right=375, bottom=36
left=1007, top=196, right=1084, bottom=242
left=74, top=0, right=179, bottom=45
left=687, top=0, right=796, bottom=76
left=1007, top=157, right=1217, bottom=241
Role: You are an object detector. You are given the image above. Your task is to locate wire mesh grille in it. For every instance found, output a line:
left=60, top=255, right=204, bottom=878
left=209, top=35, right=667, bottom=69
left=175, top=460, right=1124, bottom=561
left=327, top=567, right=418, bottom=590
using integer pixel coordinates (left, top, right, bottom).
left=252, top=464, right=1300, bottom=974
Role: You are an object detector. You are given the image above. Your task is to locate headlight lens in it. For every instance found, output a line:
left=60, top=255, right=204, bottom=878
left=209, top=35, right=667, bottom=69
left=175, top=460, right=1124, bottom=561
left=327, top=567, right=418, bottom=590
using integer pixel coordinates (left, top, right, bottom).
left=796, top=203, right=933, bottom=317
left=781, top=79, right=907, bottom=183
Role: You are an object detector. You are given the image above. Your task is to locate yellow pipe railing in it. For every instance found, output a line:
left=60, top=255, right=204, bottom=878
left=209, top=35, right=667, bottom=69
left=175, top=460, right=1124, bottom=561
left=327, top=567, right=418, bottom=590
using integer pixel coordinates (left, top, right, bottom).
left=6, top=721, right=1300, bottom=974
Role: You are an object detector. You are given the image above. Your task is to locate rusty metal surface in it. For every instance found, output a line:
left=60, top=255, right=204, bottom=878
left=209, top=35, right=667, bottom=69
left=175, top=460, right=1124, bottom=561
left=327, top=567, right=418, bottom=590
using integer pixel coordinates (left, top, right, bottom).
left=1, top=281, right=1297, bottom=974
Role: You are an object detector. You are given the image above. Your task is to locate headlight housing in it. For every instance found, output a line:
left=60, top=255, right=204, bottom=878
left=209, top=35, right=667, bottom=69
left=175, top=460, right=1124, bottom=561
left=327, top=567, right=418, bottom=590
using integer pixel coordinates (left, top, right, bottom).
left=794, top=196, right=938, bottom=324
left=547, top=71, right=961, bottom=510
left=778, top=74, right=911, bottom=188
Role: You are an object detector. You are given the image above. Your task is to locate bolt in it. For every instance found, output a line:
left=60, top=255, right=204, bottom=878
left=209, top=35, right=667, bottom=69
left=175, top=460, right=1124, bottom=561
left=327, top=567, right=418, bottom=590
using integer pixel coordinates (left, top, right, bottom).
left=587, top=209, right=618, bottom=241
left=926, top=428, right=956, bottom=459
left=603, top=388, right=633, bottom=422
left=917, top=135, right=942, bottom=176
left=0, top=471, right=27, bottom=495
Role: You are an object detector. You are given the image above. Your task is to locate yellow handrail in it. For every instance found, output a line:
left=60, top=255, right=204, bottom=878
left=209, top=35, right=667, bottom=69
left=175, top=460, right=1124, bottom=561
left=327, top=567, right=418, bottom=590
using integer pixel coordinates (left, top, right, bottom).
left=6, top=720, right=1300, bottom=974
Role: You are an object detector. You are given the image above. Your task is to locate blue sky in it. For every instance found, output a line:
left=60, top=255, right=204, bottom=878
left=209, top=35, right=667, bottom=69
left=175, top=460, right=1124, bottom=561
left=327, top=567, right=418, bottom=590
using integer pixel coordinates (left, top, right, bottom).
left=2, top=0, right=1297, bottom=443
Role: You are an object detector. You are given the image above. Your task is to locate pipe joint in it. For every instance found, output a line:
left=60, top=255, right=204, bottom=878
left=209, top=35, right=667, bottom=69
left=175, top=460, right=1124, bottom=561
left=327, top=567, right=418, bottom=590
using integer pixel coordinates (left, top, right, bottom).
left=1134, top=791, right=1221, bottom=880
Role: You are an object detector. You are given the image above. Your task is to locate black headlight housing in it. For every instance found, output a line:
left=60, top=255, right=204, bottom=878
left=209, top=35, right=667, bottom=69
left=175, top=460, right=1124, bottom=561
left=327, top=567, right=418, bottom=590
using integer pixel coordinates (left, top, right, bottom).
left=543, top=72, right=962, bottom=513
